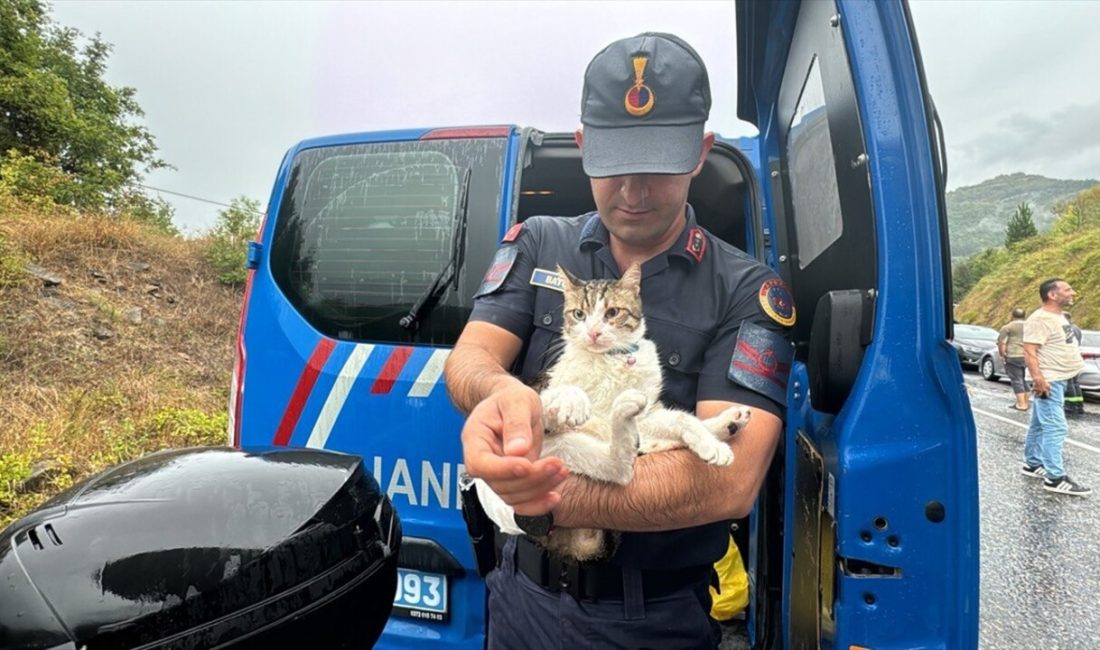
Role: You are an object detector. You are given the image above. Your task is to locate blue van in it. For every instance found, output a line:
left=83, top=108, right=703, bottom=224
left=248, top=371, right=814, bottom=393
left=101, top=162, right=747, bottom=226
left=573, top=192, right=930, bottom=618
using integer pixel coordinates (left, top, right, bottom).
left=231, top=1, right=979, bottom=647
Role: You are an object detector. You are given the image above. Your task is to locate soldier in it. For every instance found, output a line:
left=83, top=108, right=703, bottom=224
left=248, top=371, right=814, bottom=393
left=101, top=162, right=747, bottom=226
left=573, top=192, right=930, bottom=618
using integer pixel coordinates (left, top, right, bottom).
left=446, top=33, right=794, bottom=647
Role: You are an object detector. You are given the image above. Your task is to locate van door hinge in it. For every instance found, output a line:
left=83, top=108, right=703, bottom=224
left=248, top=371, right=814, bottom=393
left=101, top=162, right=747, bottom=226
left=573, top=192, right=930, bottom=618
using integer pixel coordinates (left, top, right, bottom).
left=246, top=241, right=263, bottom=270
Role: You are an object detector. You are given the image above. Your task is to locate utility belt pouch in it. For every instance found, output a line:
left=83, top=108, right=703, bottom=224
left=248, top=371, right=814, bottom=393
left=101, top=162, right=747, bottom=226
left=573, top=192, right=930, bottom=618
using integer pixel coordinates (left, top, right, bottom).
left=459, top=472, right=497, bottom=577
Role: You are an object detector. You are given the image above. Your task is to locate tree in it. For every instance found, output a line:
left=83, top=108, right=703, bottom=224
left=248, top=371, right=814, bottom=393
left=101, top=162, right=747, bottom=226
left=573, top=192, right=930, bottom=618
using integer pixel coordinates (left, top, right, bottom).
left=1004, top=202, right=1038, bottom=247
left=205, top=196, right=263, bottom=285
left=0, top=0, right=166, bottom=209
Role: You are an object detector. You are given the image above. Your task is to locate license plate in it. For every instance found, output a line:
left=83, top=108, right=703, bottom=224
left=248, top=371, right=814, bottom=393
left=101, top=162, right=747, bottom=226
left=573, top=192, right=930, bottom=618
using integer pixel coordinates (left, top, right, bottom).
left=392, top=568, right=449, bottom=622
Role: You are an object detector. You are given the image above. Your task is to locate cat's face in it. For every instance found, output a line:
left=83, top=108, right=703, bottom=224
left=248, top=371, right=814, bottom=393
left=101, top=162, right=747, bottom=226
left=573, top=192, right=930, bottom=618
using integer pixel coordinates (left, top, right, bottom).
left=557, top=263, right=645, bottom=353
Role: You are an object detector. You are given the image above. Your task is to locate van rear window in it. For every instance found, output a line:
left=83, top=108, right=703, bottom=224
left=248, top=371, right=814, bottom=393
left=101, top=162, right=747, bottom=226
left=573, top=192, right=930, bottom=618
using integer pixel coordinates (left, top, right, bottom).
left=269, top=138, right=508, bottom=345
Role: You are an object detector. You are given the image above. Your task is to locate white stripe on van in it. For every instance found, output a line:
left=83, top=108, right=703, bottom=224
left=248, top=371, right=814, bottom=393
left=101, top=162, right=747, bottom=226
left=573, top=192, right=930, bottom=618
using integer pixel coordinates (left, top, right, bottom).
left=305, top=344, right=374, bottom=450
left=408, top=349, right=450, bottom=397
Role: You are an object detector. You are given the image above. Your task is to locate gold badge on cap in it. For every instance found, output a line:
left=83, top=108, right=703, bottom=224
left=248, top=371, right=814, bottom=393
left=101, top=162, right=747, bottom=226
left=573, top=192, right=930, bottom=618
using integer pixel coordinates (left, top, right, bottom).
left=624, top=56, right=655, bottom=117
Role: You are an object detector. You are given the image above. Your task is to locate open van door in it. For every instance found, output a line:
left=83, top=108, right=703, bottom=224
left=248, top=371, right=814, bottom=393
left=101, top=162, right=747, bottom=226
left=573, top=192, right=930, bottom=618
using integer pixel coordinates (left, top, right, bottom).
left=737, top=1, right=979, bottom=647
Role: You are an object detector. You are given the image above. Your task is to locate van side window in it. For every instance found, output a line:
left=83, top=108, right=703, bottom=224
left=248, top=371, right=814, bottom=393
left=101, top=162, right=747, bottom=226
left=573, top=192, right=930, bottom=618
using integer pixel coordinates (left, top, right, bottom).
left=787, top=56, right=843, bottom=270
left=269, top=139, right=507, bottom=345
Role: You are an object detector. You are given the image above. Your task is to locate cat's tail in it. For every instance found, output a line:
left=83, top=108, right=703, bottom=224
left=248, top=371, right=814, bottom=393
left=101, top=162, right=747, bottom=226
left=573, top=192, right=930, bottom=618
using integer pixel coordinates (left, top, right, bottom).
left=473, top=478, right=524, bottom=535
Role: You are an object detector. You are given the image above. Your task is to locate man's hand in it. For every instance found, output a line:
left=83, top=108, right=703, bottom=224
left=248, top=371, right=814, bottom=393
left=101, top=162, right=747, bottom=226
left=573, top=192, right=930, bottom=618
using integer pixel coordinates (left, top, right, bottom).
left=1032, top=376, right=1050, bottom=397
left=460, top=383, right=568, bottom=515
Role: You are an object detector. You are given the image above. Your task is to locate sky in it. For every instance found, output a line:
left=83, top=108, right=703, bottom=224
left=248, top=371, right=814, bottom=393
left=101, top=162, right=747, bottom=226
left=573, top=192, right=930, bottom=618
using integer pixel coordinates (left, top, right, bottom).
left=47, top=0, right=1100, bottom=234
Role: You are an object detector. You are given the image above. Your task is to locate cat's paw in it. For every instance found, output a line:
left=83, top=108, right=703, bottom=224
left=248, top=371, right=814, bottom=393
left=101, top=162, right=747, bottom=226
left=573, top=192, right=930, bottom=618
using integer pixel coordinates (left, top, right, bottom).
left=717, top=405, right=752, bottom=436
left=541, top=385, right=591, bottom=428
left=611, top=389, right=648, bottom=421
left=700, top=442, right=735, bottom=467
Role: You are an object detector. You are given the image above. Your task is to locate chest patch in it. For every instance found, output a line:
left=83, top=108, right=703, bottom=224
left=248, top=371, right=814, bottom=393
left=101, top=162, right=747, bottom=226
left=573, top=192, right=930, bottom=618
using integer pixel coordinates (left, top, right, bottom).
left=728, top=321, right=792, bottom=406
left=530, top=268, right=565, bottom=292
left=759, top=278, right=796, bottom=327
left=474, top=245, right=519, bottom=298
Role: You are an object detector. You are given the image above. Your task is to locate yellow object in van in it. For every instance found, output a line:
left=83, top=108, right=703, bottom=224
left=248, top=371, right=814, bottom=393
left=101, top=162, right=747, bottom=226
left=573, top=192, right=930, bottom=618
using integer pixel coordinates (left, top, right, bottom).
left=709, top=536, right=749, bottom=621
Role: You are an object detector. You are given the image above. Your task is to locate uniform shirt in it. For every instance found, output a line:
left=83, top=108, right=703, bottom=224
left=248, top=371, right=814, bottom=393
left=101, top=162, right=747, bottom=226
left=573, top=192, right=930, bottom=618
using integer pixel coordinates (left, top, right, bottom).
left=1023, top=309, right=1084, bottom=381
left=469, top=207, right=794, bottom=569
left=997, top=320, right=1025, bottom=358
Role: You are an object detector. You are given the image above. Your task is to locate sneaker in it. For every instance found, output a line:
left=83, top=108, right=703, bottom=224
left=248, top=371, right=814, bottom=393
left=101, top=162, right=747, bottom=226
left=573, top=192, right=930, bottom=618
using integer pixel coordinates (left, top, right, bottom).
left=1042, top=476, right=1092, bottom=496
left=1020, top=464, right=1047, bottom=479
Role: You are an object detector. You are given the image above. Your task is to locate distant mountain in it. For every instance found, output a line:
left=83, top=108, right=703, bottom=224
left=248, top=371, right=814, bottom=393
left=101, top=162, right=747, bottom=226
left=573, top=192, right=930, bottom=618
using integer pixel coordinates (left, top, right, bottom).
left=946, top=173, right=1098, bottom=259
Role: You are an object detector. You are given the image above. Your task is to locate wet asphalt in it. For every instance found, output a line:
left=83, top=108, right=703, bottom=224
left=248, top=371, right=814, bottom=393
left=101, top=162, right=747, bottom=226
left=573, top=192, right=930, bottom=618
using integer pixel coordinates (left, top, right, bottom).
left=964, top=371, right=1100, bottom=649
left=721, top=371, right=1100, bottom=649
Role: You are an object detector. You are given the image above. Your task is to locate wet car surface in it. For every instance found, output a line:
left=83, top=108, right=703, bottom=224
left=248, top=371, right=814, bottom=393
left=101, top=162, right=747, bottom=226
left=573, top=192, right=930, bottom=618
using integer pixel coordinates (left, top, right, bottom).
left=952, top=323, right=1000, bottom=368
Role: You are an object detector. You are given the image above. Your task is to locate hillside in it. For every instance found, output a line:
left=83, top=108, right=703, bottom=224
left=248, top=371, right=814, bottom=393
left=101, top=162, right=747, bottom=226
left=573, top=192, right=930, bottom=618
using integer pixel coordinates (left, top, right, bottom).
left=0, top=199, right=242, bottom=527
left=947, top=173, right=1097, bottom=259
left=955, top=185, right=1100, bottom=329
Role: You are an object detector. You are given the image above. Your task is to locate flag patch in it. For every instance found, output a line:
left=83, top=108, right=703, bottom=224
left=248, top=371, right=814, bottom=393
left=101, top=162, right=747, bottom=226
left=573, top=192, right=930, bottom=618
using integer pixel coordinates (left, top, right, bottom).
left=474, top=246, right=519, bottom=298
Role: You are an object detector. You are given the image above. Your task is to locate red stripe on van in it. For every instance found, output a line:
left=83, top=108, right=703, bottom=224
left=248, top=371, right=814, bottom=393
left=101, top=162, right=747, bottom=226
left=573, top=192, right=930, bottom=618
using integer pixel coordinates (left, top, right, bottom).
left=371, top=347, right=413, bottom=394
left=272, top=339, right=337, bottom=446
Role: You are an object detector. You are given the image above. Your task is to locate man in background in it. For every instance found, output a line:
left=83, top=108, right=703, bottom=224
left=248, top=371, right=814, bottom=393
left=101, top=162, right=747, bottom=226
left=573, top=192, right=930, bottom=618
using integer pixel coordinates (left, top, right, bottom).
left=997, top=307, right=1029, bottom=411
left=1021, top=278, right=1090, bottom=496
left=1063, top=311, right=1085, bottom=417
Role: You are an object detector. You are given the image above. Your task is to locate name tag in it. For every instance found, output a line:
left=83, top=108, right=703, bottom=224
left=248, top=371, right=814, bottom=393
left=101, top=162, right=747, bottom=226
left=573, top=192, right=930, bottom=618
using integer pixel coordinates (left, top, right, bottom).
left=530, top=268, right=564, bottom=292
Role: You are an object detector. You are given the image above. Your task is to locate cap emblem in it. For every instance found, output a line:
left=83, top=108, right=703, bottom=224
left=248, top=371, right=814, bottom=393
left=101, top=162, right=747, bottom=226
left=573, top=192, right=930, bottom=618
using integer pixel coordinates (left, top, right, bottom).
left=624, top=56, right=655, bottom=117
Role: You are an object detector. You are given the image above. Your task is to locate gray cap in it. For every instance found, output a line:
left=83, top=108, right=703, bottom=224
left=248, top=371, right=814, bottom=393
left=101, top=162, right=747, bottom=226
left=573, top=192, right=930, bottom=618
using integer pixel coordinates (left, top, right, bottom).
left=580, top=32, right=711, bottom=177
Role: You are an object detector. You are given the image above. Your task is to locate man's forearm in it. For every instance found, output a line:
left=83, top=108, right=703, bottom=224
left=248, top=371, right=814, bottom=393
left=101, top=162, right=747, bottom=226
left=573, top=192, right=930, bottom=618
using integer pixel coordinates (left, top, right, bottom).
left=554, top=423, right=779, bottom=531
left=445, top=343, right=524, bottom=414
left=1023, top=346, right=1042, bottom=382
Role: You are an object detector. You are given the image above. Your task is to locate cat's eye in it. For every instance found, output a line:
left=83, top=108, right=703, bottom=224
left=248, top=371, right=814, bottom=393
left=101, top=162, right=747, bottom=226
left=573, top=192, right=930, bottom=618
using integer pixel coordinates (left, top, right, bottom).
left=605, top=308, right=619, bottom=319
left=571, top=309, right=586, bottom=320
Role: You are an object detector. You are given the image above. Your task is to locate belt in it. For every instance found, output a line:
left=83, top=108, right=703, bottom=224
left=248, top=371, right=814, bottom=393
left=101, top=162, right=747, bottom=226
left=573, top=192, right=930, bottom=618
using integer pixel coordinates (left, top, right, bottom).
left=511, top=535, right=710, bottom=601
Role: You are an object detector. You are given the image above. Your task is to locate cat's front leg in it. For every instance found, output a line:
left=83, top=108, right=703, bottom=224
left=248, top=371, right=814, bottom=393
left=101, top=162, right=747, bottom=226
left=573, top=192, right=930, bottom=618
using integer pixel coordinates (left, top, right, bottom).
left=540, top=384, right=591, bottom=431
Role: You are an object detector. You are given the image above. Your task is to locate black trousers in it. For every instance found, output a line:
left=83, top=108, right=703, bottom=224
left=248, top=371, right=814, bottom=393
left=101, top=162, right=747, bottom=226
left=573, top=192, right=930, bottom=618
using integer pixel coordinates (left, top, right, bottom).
left=485, top=537, right=719, bottom=650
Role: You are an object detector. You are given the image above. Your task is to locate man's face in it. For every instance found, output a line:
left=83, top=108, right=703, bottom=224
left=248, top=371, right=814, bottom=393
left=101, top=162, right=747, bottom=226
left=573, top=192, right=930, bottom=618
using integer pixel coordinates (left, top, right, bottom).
left=588, top=172, right=695, bottom=248
left=1050, top=281, right=1077, bottom=307
left=576, top=130, right=714, bottom=251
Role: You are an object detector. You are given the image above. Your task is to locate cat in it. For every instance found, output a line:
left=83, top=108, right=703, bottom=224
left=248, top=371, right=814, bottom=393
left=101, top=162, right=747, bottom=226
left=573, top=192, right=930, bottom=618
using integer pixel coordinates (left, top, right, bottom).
left=474, top=261, right=751, bottom=562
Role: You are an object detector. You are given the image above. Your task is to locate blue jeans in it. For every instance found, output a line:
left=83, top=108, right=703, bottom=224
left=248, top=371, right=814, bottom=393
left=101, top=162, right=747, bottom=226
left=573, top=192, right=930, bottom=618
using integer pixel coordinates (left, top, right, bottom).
left=1024, top=379, right=1069, bottom=479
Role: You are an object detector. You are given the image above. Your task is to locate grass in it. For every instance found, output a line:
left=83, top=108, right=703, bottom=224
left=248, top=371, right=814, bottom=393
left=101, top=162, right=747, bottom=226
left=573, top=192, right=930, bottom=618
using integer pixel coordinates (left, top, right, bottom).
left=0, top=197, right=241, bottom=528
left=956, top=186, right=1100, bottom=329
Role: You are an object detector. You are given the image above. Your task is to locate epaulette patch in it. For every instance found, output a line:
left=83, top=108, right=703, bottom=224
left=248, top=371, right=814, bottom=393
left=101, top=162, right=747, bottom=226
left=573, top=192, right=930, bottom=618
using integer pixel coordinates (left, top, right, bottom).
left=758, top=278, right=796, bottom=327
left=728, top=321, right=793, bottom=406
left=686, top=227, right=706, bottom=263
left=502, top=222, right=524, bottom=243
left=473, top=246, right=519, bottom=298
left=530, top=268, right=565, bottom=292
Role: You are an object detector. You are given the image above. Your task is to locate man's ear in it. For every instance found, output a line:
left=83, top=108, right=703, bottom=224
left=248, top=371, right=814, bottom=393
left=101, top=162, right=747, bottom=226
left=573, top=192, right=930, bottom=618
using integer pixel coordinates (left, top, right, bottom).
left=690, top=132, right=716, bottom=177
left=574, top=128, right=584, bottom=149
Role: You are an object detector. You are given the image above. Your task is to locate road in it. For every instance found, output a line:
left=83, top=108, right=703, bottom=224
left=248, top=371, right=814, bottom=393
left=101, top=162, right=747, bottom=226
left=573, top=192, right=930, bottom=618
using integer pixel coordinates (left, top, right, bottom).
left=964, top=371, right=1100, bottom=649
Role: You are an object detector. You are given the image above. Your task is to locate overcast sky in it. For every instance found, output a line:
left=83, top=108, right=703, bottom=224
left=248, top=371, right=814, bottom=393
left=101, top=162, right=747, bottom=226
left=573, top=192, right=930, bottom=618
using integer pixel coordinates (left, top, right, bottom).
left=48, top=0, right=1100, bottom=234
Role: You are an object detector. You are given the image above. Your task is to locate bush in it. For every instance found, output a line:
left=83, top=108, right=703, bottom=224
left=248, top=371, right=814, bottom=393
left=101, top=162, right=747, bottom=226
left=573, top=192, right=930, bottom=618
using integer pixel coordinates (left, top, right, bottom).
left=205, top=196, right=262, bottom=285
left=0, top=231, right=29, bottom=288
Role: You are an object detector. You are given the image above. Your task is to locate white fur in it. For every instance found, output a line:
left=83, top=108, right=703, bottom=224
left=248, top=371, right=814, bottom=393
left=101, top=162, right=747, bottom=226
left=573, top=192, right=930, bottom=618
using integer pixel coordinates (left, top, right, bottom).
left=474, top=284, right=751, bottom=560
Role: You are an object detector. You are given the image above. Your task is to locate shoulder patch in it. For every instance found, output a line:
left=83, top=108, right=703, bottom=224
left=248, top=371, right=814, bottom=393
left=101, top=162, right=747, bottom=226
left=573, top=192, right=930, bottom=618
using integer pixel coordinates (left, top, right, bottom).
left=530, top=268, right=565, bottom=292
left=728, top=321, right=793, bottom=405
left=685, top=227, right=706, bottom=263
left=502, top=222, right=524, bottom=243
left=758, top=278, right=796, bottom=326
left=474, top=246, right=519, bottom=298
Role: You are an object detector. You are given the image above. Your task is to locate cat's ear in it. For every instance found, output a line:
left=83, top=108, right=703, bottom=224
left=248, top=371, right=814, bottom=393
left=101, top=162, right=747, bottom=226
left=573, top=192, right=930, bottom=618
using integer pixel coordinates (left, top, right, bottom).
left=557, top=264, right=582, bottom=289
left=620, top=262, right=642, bottom=293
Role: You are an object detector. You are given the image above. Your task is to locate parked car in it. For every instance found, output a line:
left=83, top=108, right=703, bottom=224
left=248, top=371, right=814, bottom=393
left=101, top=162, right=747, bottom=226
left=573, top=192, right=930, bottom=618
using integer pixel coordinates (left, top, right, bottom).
left=1079, top=329, right=1100, bottom=393
left=951, top=324, right=1000, bottom=369
left=979, top=327, right=1098, bottom=394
